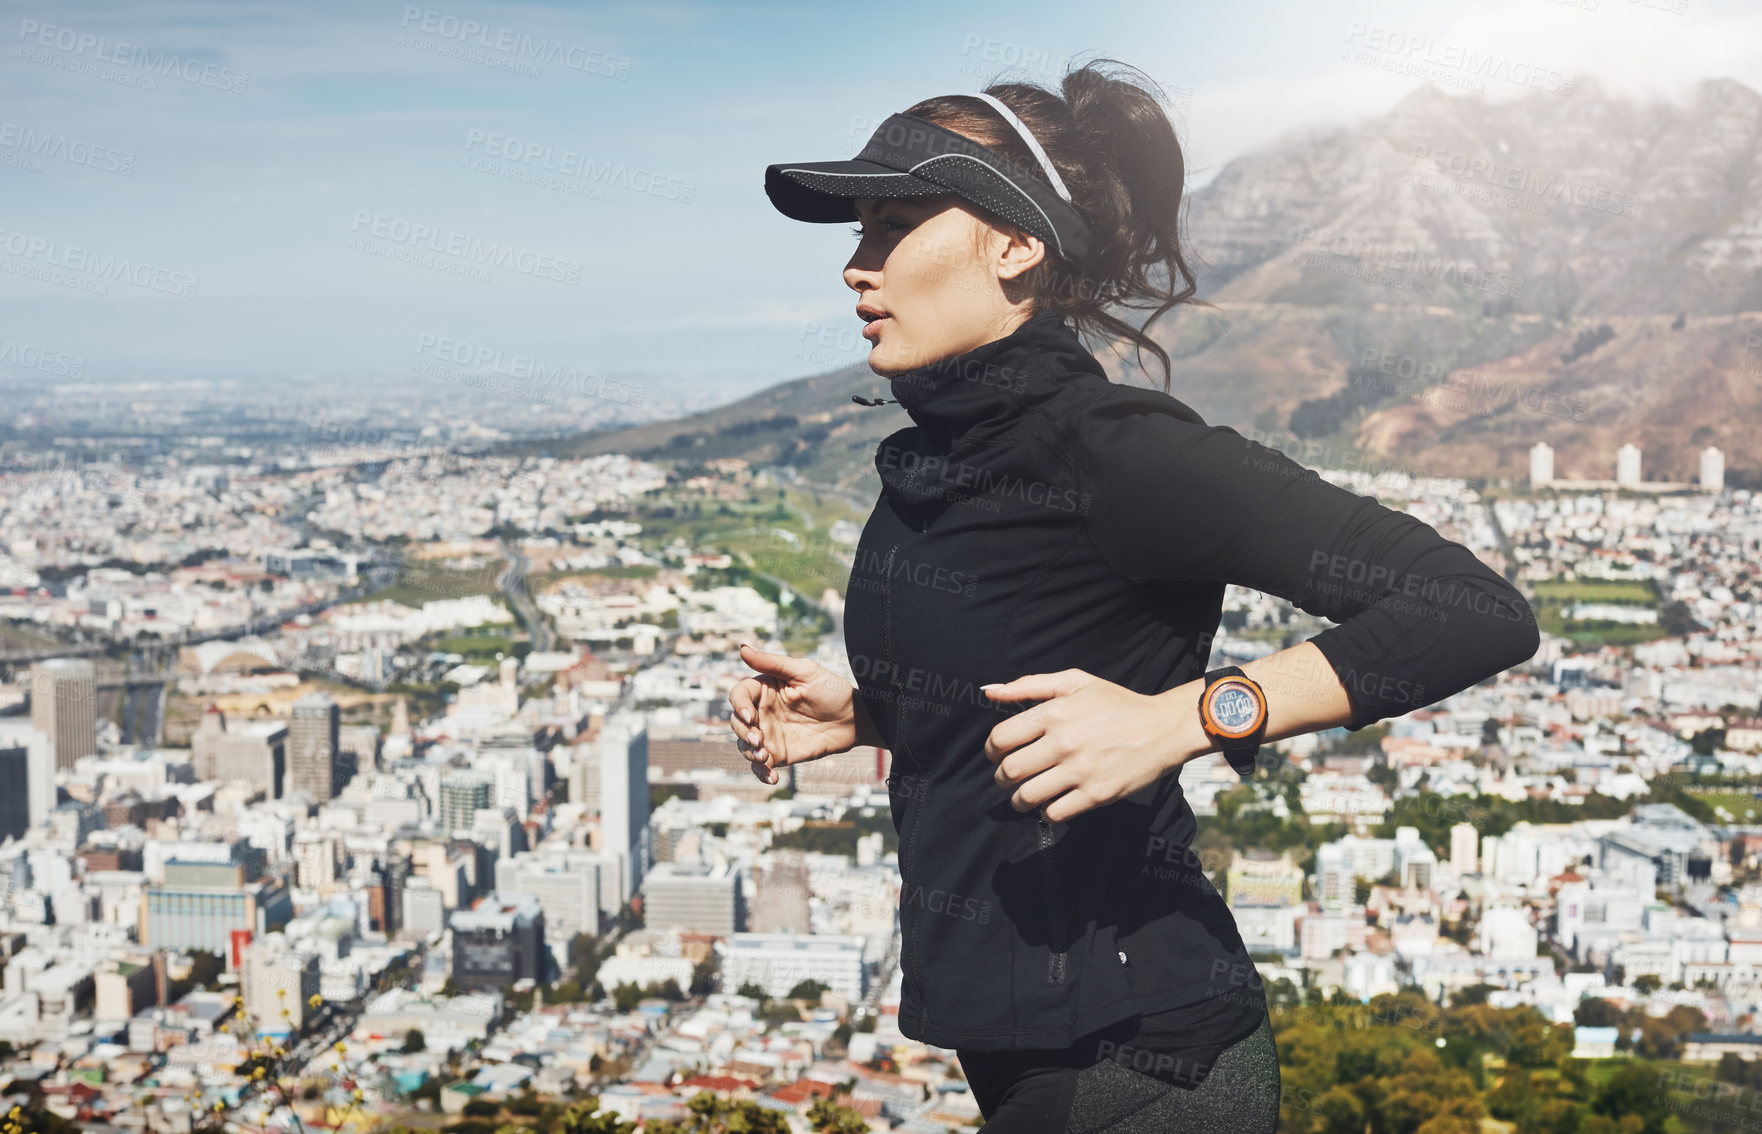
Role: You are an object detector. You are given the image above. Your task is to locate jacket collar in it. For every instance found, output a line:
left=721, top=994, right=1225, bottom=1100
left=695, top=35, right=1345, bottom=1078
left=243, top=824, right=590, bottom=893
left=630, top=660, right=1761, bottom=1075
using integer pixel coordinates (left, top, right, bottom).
left=885, top=309, right=1108, bottom=446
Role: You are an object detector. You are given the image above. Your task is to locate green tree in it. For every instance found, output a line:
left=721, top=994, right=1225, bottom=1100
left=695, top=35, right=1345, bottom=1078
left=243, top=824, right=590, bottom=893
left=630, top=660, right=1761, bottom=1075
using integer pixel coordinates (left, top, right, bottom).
left=1314, top=1085, right=1367, bottom=1134
left=805, top=1097, right=868, bottom=1133
left=1591, top=1063, right=1671, bottom=1134
left=1451, top=983, right=1495, bottom=1007
left=1487, top=1067, right=1542, bottom=1130
left=787, top=978, right=829, bottom=1004
left=645, top=1092, right=791, bottom=1134
left=556, top=1096, right=638, bottom=1134
left=1574, top=998, right=1621, bottom=1028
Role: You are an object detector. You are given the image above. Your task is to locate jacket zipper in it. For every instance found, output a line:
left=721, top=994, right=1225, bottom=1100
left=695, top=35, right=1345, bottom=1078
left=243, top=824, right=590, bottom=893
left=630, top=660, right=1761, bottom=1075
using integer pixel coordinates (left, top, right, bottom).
left=881, top=539, right=931, bottom=1015
left=1038, top=811, right=1068, bottom=983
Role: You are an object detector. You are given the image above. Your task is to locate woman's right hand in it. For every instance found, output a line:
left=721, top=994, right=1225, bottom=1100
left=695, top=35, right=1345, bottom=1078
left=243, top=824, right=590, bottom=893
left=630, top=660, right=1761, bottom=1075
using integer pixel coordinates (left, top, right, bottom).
left=728, top=642, right=871, bottom=784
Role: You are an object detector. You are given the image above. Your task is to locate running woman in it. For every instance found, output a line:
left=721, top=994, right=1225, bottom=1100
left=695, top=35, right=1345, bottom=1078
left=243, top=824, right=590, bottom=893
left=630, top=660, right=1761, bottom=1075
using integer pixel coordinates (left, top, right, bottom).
left=729, top=58, right=1539, bottom=1134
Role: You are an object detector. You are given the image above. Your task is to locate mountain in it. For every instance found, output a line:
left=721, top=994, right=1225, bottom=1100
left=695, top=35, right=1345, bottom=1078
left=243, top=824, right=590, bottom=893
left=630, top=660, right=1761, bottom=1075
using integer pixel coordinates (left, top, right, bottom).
left=547, top=78, right=1762, bottom=487
left=533, top=358, right=901, bottom=495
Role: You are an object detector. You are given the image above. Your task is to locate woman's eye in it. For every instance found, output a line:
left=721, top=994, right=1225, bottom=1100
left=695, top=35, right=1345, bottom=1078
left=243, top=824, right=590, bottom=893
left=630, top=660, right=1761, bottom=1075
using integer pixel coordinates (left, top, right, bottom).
left=849, top=220, right=906, bottom=239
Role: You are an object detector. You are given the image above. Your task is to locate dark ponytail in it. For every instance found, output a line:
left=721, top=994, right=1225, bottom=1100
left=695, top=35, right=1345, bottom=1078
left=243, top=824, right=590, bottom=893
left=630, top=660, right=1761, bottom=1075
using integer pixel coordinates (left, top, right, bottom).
left=902, top=56, right=1208, bottom=390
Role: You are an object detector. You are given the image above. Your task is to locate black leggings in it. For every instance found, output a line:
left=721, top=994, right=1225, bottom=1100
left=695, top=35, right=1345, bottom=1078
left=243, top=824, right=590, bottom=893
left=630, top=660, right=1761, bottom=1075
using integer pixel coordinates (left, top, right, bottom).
left=955, top=1011, right=1281, bottom=1133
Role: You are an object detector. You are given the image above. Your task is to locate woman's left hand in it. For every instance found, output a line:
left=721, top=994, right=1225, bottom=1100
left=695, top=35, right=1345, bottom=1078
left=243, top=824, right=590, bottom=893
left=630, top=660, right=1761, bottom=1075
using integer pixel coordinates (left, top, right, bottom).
left=981, top=669, right=1189, bottom=822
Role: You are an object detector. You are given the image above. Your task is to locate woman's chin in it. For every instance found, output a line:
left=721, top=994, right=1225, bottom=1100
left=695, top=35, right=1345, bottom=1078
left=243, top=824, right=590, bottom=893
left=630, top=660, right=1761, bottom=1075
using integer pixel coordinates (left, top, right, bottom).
left=865, top=335, right=932, bottom=378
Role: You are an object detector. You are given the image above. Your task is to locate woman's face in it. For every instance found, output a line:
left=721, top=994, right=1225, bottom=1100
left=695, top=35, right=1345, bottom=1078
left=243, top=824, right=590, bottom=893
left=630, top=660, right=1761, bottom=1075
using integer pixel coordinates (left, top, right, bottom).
left=843, top=194, right=1046, bottom=377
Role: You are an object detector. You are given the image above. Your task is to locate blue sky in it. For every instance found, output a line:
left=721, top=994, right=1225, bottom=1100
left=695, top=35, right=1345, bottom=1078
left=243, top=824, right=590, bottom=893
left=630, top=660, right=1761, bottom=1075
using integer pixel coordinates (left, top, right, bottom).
left=3, top=0, right=1759, bottom=398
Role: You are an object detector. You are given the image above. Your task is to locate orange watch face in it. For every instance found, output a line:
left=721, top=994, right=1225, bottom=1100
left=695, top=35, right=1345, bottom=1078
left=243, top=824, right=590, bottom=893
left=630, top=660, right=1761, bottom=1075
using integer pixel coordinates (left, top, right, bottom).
left=1201, top=677, right=1266, bottom=739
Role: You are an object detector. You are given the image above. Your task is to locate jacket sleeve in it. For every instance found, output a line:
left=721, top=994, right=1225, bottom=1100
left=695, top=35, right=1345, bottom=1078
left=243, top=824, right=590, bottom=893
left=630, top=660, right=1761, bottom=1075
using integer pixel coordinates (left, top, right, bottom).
left=1072, top=401, right=1542, bottom=731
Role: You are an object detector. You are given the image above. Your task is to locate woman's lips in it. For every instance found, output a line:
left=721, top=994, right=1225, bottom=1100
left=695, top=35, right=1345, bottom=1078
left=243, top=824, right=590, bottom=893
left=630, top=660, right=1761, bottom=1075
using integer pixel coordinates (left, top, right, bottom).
left=861, top=316, right=889, bottom=341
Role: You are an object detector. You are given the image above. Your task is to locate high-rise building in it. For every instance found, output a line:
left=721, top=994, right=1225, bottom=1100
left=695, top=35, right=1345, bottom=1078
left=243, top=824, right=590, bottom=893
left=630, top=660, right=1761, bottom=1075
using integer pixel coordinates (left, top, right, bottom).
left=338, top=724, right=382, bottom=779
left=400, top=879, right=446, bottom=938
left=29, top=659, right=97, bottom=769
left=143, top=861, right=292, bottom=954
left=294, top=831, right=338, bottom=891
left=369, top=855, right=409, bottom=936
left=749, top=853, right=809, bottom=933
left=598, top=712, right=650, bottom=909
left=450, top=891, right=546, bottom=991
left=496, top=852, right=602, bottom=962
left=438, top=771, right=494, bottom=837
left=94, top=957, right=158, bottom=1022
left=1226, top=850, right=1305, bottom=906
left=1701, top=446, right=1725, bottom=492
left=192, top=706, right=287, bottom=797
left=242, top=936, right=321, bottom=1037
left=0, top=722, right=55, bottom=839
left=1528, top=442, right=1554, bottom=488
left=721, top=932, right=867, bottom=1002
left=644, top=860, right=743, bottom=936
left=1616, top=442, right=1642, bottom=487
left=1450, top=822, right=1479, bottom=875
left=286, top=693, right=342, bottom=802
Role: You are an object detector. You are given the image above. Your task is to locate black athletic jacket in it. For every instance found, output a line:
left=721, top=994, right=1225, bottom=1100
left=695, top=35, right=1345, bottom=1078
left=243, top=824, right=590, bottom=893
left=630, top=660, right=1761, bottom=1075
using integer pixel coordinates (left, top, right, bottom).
left=842, top=309, right=1540, bottom=1051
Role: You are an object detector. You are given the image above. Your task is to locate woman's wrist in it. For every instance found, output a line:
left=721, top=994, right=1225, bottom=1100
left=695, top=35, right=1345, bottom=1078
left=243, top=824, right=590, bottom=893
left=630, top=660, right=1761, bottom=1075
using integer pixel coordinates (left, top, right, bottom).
left=1150, top=679, right=1217, bottom=778
left=851, top=687, right=885, bottom=749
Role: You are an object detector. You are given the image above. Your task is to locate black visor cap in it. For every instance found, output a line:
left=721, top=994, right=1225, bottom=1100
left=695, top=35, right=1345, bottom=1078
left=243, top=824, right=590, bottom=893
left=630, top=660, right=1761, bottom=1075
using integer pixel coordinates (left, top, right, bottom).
left=764, top=111, right=1099, bottom=274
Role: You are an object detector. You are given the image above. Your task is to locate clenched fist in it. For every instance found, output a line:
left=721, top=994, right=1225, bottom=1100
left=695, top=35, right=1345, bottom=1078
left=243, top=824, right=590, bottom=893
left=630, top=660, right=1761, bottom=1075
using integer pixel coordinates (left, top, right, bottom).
left=727, top=643, right=881, bottom=784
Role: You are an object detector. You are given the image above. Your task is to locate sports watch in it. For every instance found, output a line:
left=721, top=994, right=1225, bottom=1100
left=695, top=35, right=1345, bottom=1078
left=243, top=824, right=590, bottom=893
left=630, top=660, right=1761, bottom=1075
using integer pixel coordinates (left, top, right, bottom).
left=1197, top=666, right=1268, bottom=777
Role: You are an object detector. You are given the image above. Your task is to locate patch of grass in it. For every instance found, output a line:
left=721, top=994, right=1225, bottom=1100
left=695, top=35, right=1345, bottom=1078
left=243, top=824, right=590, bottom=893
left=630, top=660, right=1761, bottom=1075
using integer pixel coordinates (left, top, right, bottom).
left=1533, top=608, right=1668, bottom=647
left=1690, top=790, right=1762, bottom=822
left=0, top=622, right=68, bottom=650
left=529, top=565, right=659, bottom=593
left=1578, top=1057, right=1636, bottom=1086
left=428, top=632, right=528, bottom=659
left=1530, top=578, right=1658, bottom=604
left=362, top=567, right=505, bottom=608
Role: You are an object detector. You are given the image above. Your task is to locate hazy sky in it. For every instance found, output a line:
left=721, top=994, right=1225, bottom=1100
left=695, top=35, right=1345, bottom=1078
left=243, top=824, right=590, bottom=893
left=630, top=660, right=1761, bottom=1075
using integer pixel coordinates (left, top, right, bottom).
left=3, top=0, right=1760, bottom=398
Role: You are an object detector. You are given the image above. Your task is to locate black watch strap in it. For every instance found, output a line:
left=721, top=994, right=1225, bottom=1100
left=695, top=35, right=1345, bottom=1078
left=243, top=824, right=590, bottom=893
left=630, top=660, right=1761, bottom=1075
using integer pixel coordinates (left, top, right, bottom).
left=1199, top=665, right=1268, bottom=777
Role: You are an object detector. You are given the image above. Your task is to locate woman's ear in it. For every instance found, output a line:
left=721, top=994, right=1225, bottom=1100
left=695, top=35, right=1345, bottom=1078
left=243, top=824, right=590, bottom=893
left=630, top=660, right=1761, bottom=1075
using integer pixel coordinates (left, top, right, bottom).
left=994, top=224, right=1046, bottom=282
